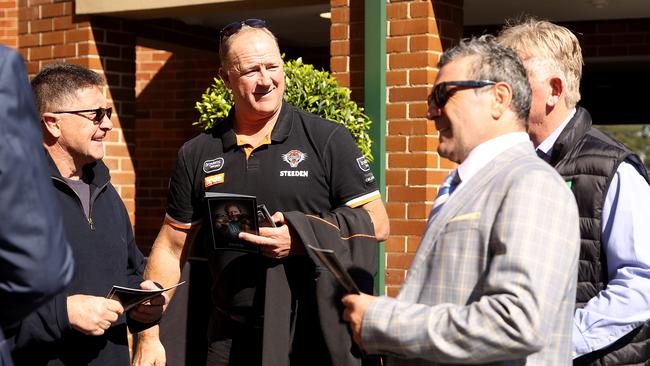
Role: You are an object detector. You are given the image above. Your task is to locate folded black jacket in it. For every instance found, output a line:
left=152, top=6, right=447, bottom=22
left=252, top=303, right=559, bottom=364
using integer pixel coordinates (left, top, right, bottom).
left=261, top=207, right=379, bottom=366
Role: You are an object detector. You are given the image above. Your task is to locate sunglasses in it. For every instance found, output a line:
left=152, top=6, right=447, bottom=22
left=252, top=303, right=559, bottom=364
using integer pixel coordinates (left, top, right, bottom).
left=219, top=19, right=267, bottom=44
left=428, top=80, right=496, bottom=109
left=52, top=107, right=112, bottom=124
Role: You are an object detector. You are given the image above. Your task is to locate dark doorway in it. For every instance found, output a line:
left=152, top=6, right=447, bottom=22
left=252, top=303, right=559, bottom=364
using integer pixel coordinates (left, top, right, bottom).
left=583, top=58, right=650, bottom=170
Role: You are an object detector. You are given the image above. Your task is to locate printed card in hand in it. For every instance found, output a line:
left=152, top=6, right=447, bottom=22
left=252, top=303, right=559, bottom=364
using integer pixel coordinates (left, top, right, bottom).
left=106, top=281, right=185, bottom=311
left=307, top=244, right=360, bottom=294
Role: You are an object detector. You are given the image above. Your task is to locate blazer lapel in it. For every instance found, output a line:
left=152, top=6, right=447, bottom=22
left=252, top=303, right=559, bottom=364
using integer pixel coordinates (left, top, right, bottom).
left=417, top=142, right=533, bottom=258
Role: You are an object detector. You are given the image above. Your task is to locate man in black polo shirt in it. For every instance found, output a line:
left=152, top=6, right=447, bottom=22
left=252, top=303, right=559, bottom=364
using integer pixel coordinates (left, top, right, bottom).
left=134, top=19, right=389, bottom=366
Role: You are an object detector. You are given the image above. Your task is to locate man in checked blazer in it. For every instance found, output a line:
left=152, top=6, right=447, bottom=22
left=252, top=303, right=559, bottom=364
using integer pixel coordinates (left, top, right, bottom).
left=342, top=36, right=581, bottom=365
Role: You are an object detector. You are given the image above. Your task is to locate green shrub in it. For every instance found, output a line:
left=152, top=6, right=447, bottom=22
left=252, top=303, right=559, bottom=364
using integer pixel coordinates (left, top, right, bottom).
left=194, top=57, right=373, bottom=161
left=595, top=124, right=650, bottom=170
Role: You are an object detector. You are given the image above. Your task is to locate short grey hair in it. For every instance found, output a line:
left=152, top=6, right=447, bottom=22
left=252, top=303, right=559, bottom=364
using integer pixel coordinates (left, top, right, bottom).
left=439, top=35, right=532, bottom=125
left=31, top=63, right=104, bottom=114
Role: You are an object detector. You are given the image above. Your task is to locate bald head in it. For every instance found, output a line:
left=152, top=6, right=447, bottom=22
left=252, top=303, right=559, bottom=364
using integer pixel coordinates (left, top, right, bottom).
left=219, top=26, right=280, bottom=67
left=217, top=25, right=285, bottom=125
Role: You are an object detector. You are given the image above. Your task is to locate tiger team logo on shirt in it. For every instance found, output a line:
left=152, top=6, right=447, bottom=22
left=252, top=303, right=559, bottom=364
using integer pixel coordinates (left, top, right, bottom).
left=280, top=149, right=308, bottom=177
left=282, top=149, right=307, bottom=168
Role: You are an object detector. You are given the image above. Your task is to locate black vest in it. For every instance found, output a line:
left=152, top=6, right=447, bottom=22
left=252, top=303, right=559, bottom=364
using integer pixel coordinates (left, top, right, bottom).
left=548, top=107, right=650, bottom=365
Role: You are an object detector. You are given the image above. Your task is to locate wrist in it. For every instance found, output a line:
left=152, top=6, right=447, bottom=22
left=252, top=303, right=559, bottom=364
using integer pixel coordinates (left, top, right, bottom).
left=138, top=325, right=160, bottom=341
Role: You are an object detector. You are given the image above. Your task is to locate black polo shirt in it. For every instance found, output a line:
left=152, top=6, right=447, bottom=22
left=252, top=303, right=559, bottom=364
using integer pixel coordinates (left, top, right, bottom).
left=165, top=101, right=379, bottom=311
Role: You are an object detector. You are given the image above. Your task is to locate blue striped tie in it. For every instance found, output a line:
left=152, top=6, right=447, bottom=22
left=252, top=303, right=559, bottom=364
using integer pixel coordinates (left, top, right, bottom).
left=429, top=170, right=460, bottom=219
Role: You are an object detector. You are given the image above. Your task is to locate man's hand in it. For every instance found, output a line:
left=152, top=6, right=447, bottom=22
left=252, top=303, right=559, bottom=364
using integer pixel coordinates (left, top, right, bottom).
left=67, top=294, right=124, bottom=336
left=342, top=293, right=377, bottom=348
left=239, top=212, right=304, bottom=258
left=132, top=328, right=166, bottom=366
left=128, top=280, right=166, bottom=324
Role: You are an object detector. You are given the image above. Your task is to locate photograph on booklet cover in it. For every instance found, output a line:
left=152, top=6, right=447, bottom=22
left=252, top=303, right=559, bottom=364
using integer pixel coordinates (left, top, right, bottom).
left=206, top=192, right=260, bottom=253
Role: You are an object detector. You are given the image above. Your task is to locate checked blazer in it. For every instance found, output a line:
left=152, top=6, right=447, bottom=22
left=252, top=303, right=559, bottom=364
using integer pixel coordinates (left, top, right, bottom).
left=361, top=142, right=580, bottom=365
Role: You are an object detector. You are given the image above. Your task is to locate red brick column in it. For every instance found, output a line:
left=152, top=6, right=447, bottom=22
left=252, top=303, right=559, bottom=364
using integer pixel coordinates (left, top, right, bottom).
left=134, top=45, right=219, bottom=251
left=0, top=0, right=17, bottom=48
left=331, top=0, right=463, bottom=295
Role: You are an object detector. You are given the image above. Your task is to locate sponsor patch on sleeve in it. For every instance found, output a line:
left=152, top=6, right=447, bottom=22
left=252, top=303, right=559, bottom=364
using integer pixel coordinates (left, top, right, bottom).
left=356, top=156, right=370, bottom=172
left=364, top=172, right=376, bottom=184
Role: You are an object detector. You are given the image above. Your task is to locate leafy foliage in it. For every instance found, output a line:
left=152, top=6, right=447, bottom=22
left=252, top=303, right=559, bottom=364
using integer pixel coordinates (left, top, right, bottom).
left=194, top=57, right=373, bottom=161
left=194, top=77, right=233, bottom=127
left=595, top=124, right=650, bottom=170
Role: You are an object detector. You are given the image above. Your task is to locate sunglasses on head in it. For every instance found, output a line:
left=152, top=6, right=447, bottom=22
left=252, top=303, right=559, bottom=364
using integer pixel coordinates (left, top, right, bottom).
left=428, top=80, right=496, bottom=109
left=52, top=107, right=112, bottom=124
left=219, top=19, right=267, bottom=44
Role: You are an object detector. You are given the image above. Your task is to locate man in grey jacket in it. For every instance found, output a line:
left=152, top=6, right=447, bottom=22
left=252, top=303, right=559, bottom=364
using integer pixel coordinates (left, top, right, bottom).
left=342, top=36, right=580, bottom=365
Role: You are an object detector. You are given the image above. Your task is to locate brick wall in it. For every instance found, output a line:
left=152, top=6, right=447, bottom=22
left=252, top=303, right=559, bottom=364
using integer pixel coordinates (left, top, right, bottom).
left=5, top=1, right=222, bottom=249
left=134, top=45, right=220, bottom=251
left=0, top=0, right=17, bottom=47
left=11, top=0, right=138, bottom=223
left=331, top=0, right=463, bottom=296
left=575, top=19, right=650, bottom=57
left=9, top=0, right=649, bottom=286
left=330, top=0, right=363, bottom=101
left=330, top=2, right=650, bottom=296
left=466, top=18, right=650, bottom=58
left=384, top=0, right=463, bottom=296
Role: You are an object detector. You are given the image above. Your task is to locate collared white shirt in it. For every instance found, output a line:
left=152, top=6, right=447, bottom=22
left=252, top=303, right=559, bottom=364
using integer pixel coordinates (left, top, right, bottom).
left=536, top=108, right=576, bottom=157
left=537, top=108, right=650, bottom=358
left=454, top=132, right=531, bottom=194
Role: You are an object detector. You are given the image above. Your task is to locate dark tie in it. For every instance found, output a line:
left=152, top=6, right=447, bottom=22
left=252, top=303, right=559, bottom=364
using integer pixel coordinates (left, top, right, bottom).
left=429, top=170, right=460, bottom=218
left=536, top=149, right=551, bottom=162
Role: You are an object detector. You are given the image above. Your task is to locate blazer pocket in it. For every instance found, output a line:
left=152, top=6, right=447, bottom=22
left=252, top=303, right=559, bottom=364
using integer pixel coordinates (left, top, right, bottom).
left=449, top=211, right=481, bottom=223
left=435, top=214, right=484, bottom=261
left=443, top=212, right=481, bottom=233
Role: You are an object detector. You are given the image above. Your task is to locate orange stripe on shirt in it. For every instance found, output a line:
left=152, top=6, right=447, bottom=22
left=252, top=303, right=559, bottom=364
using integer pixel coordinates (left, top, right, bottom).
left=304, top=215, right=377, bottom=240
left=164, top=215, right=200, bottom=230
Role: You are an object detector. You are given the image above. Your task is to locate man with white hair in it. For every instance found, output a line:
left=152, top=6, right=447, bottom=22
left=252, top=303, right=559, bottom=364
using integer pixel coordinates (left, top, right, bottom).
left=499, top=18, right=650, bottom=365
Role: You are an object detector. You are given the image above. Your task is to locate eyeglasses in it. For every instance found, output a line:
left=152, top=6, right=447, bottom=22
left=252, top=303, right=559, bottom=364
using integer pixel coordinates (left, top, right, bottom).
left=52, top=107, right=112, bottom=124
left=428, top=80, right=497, bottom=109
left=219, top=19, right=267, bottom=44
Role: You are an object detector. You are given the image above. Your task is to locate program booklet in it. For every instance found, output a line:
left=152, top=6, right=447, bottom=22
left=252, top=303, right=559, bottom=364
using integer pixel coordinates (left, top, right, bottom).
left=205, top=192, right=276, bottom=253
left=306, top=244, right=360, bottom=294
left=106, top=281, right=185, bottom=311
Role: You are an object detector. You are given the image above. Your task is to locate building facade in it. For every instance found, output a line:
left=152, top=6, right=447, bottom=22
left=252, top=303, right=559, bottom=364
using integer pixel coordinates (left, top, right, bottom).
left=2, top=0, right=649, bottom=299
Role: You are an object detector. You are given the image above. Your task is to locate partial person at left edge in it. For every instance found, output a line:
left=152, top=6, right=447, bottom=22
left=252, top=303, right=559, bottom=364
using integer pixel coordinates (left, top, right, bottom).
left=9, top=63, right=164, bottom=366
left=0, top=46, right=74, bottom=366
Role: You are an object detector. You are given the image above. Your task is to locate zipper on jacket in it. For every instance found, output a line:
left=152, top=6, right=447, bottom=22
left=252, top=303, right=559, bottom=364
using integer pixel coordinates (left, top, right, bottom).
left=52, top=176, right=108, bottom=231
left=86, top=181, right=109, bottom=231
